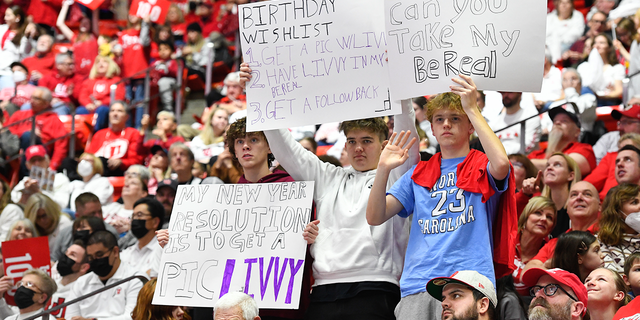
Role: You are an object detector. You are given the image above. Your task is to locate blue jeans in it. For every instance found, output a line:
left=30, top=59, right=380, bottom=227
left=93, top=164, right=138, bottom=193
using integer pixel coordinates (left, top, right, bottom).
left=76, top=105, right=110, bottom=131
left=126, top=80, right=145, bottom=129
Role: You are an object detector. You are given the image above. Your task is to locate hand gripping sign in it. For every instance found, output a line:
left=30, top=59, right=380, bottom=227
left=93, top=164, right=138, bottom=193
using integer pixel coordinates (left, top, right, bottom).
left=130, top=0, right=171, bottom=24
left=2, top=237, right=51, bottom=306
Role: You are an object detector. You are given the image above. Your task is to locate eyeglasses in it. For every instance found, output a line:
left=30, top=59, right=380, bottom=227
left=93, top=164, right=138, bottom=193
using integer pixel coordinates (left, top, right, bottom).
left=530, top=283, right=578, bottom=302
left=17, top=280, right=42, bottom=293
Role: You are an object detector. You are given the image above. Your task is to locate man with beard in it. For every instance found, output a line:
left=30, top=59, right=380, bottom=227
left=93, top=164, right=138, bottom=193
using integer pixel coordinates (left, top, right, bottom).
left=426, top=270, right=497, bottom=320
left=488, top=92, right=541, bottom=155
left=523, top=268, right=588, bottom=320
left=154, top=179, right=176, bottom=227
left=48, top=243, right=91, bottom=319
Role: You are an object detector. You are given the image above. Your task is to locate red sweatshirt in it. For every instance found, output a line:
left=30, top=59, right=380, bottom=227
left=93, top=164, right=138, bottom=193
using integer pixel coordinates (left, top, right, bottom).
left=22, top=51, right=56, bottom=79
left=86, top=127, right=143, bottom=170
left=78, top=76, right=125, bottom=107
left=72, top=34, right=99, bottom=77
left=118, top=29, right=150, bottom=80
left=27, top=0, right=62, bottom=27
left=5, top=109, right=69, bottom=170
left=584, top=152, right=617, bottom=201
left=150, top=59, right=178, bottom=85
left=39, top=72, right=84, bottom=104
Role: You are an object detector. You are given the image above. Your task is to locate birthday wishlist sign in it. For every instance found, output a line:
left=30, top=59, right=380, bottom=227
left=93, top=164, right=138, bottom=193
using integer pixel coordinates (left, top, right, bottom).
left=152, top=182, right=314, bottom=309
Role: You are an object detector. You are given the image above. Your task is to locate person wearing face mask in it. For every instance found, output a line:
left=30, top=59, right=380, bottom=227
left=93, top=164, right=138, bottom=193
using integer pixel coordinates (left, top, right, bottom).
left=64, top=231, right=146, bottom=320
left=0, top=269, right=57, bottom=320
left=68, top=153, right=114, bottom=212
left=47, top=243, right=90, bottom=319
left=599, top=183, right=640, bottom=276
left=120, top=198, right=163, bottom=278
left=0, top=62, right=36, bottom=115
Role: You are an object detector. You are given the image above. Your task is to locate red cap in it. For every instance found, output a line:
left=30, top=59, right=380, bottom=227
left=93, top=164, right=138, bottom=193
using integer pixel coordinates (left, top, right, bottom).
left=522, top=268, right=588, bottom=313
left=612, top=104, right=640, bottom=120
left=25, top=145, right=47, bottom=162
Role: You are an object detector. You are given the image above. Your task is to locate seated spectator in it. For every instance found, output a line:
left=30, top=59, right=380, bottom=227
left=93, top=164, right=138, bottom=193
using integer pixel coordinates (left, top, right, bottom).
left=577, top=34, right=624, bottom=106
left=5, top=87, right=69, bottom=170
left=522, top=268, right=588, bottom=320
left=24, top=193, right=72, bottom=252
left=146, top=146, right=170, bottom=195
left=585, top=133, right=640, bottom=200
left=68, top=153, right=114, bottom=212
left=594, top=105, right=640, bottom=164
left=624, top=252, right=640, bottom=298
left=562, top=11, right=608, bottom=68
left=615, top=144, right=640, bottom=186
left=51, top=192, right=118, bottom=262
left=524, top=181, right=601, bottom=272
left=546, top=0, right=585, bottom=64
left=509, top=153, right=538, bottom=192
left=495, top=275, right=528, bottom=320
left=169, top=143, right=202, bottom=185
left=543, top=69, right=597, bottom=136
left=11, top=145, right=71, bottom=209
left=533, top=51, right=563, bottom=111
left=181, top=22, right=209, bottom=80
left=5, top=218, right=37, bottom=241
left=56, top=1, right=98, bottom=77
left=0, top=62, right=36, bottom=114
left=120, top=198, right=163, bottom=277
left=514, top=197, right=557, bottom=296
left=585, top=268, right=632, bottom=320
left=204, top=72, right=246, bottom=119
left=48, top=242, right=90, bottom=319
left=64, top=231, right=146, bottom=320
left=76, top=56, right=126, bottom=131
left=154, top=179, right=176, bottom=224
left=70, top=216, right=107, bottom=245
left=102, top=165, right=149, bottom=235
left=214, top=292, right=260, bottom=320
left=0, top=180, right=22, bottom=244
left=529, top=104, right=596, bottom=177
left=139, top=111, right=184, bottom=160
left=612, top=17, right=637, bottom=69
left=0, top=269, right=57, bottom=320
left=21, top=34, right=55, bottom=84
left=150, top=41, right=178, bottom=110
left=85, top=101, right=143, bottom=176
left=551, top=231, right=603, bottom=282
left=488, top=91, right=541, bottom=155
left=425, top=270, right=497, bottom=320
left=166, top=4, right=186, bottom=46
left=207, top=148, right=242, bottom=184
left=38, top=53, right=84, bottom=115
left=131, top=278, right=186, bottom=320
left=190, top=108, right=228, bottom=163
left=0, top=6, right=36, bottom=91
left=599, top=183, right=640, bottom=275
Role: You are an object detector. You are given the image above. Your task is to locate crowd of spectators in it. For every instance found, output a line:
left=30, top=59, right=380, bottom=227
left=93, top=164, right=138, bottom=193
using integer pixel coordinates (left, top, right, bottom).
left=0, top=0, right=640, bottom=320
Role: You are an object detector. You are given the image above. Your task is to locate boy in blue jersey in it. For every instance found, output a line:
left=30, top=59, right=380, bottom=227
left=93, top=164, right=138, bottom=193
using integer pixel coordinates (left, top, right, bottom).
left=366, top=75, right=515, bottom=319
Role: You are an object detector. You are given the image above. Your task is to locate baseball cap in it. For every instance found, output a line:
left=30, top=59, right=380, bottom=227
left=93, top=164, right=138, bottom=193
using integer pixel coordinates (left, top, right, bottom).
left=612, top=104, right=640, bottom=121
left=157, top=179, right=178, bottom=192
left=25, top=145, right=47, bottom=162
left=150, top=145, right=168, bottom=156
left=426, top=270, right=497, bottom=307
left=549, top=102, right=581, bottom=129
left=522, top=268, right=588, bottom=312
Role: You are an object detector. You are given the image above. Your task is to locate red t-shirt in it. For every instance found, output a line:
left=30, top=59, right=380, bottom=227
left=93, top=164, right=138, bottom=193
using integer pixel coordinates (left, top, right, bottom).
left=22, top=52, right=56, bottom=79
left=118, top=29, right=150, bottom=80
left=86, top=127, right=143, bottom=170
left=72, top=34, right=99, bottom=77
left=528, top=142, right=597, bottom=175
left=78, top=76, right=126, bottom=107
left=613, top=296, right=640, bottom=320
left=0, top=84, right=36, bottom=107
left=39, top=73, right=84, bottom=104
left=584, top=152, right=618, bottom=201
left=531, top=223, right=600, bottom=263
left=27, top=0, right=62, bottom=27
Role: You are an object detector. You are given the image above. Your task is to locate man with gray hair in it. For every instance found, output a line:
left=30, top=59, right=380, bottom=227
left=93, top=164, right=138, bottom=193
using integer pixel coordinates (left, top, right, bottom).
left=169, top=143, right=202, bottom=185
left=21, top=34, right=56, bottom=83
left=214, top=292, right=260, bottom=320
left=39, top=52, right=84, bottom=115
left=5, top=86, right=69, bottom=171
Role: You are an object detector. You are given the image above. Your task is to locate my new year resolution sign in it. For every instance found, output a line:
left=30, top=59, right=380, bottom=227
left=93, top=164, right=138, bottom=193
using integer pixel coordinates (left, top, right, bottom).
left=152, top=182, right=314, bottom=309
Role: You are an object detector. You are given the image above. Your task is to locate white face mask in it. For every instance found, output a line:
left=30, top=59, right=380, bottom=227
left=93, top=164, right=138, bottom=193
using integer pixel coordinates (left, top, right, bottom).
left=625, top=211, right=640, bottom=233
left=12, top=70, right=26, bottom=83
left=77, top=160, right=94, bottom=177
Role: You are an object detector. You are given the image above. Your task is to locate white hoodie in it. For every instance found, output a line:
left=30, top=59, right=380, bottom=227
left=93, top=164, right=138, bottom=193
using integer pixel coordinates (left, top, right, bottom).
left=264, top=100, right=419, bottom=287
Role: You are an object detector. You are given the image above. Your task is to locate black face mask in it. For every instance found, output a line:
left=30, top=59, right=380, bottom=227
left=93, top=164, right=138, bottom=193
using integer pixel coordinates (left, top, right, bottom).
left=73, top=230, right=90, bottom=243
left=14, top=286, right=36, bottom=309
left=130, top=219, right=149, bottom=239
left=57, top=254, right=78, bottom=277
left=89, top=254, right=113, bottom=277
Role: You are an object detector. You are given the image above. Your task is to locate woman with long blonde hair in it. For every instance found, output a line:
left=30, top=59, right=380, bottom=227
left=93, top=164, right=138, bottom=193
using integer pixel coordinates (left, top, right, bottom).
left=190, top=108, right=229, bottom=163
left=24, top=193, right=71, bottom=253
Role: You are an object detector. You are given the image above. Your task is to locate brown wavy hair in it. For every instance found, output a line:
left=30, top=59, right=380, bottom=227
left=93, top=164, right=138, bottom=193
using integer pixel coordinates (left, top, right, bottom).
left=131, top=278, right=191, bottom=320
left=599, top=183, right=640, bottom=246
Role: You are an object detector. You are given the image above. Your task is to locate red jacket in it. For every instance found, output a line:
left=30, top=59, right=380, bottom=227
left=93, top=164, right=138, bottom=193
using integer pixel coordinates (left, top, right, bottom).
left=5, top=109, right=68, bottom=170
left=584, top=152, right=617, bottom=201
left=72, top=34, right=99, bottom=77
left=22, top=52, right=56, bottom=79
left=86, top=127, right=143, bottom=170
left=118, top=29, right=150, bottom=80
left=412, top=149, right=518, bottom=278
left=78, top=76, right=125, bottom=107
left=528, top=142, right=597, bottom=176
left=39, top=73, right=84, bottom=104
left=27, top=0, right=62, bottom=27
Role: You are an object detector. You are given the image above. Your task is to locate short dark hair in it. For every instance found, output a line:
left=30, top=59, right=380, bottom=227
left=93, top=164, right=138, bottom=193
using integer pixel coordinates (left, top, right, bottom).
left=300, top=137, right=317, bottom=153
left=624, top=252, right=640, bottom=277
left=134, top=197, right=165, bottom=230
left=470, top=285, right=495, bottom=318
left=75, top=192, right=101, bottom=211
left=87, top=230, right=118, bottom=249
left=225, top=117, right=274, bottom=167
left=339, top=117, right=389, bottom=143
left=412, top=96, right=427, bottom=110
left=619, top=144, right=640, bottom=165
left=72, top=216, right=107, bottom=234
left=157, top=40, right=175, bottom=53
left=551, top=231, right=598, bottom=280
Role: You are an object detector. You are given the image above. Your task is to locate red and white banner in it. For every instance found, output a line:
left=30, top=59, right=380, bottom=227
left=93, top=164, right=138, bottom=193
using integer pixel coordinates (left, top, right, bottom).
left=75, top=0, right=106, bottom=11
left=130, top=0, right=171, bottom=24
left=2, top=237, right=51, bottom=306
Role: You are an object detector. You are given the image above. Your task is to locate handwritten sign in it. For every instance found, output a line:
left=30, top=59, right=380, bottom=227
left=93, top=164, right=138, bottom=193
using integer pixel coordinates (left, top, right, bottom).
left=2, top=237, right=51, bottom=306
left=75, top=0, right=106, bottom=10
left=152, top=182, right=314, bottom=309
left=239, top=0, right=400, bottom=132
left=385, top=0, right=546, bottom=98
left=130, top=0, right=171, bottom=24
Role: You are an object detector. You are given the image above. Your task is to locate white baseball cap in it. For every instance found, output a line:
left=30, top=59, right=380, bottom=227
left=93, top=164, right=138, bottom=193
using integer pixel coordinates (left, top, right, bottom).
left=426, top=270, right=497, bottom=307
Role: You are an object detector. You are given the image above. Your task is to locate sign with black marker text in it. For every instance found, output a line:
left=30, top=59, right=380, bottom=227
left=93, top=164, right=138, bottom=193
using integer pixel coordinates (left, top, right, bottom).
left=152, top=182, right=314, bottom=309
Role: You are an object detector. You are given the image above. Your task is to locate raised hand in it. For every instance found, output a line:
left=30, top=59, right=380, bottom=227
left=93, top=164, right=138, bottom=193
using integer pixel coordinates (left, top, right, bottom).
left=522, top=170, right=543, bottom=196
left=450, top=74, right=479, bottom=112
left=378, top=131, right=417, bottom=172
left=239, top=62, right=252, bottom=89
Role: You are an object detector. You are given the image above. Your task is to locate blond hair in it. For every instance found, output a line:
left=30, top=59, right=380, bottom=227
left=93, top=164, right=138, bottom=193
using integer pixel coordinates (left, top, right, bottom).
left=89, top=56, right=121, bottom=79
left=541, top=153, right=581, bottom=203
left=24, top=193, right=65, bottom=236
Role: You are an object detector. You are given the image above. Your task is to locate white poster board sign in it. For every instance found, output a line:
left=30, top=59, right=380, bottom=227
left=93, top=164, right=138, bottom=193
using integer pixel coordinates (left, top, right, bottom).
left=239, top=0, right=400, bottom=132
left=385, top=0, right=546, bottom=98
left=152, top=182, right=314, bottom=309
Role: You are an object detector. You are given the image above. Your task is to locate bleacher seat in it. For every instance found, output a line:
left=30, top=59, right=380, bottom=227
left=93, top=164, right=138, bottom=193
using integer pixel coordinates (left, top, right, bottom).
left=108, top=176, right=124, bottom=201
